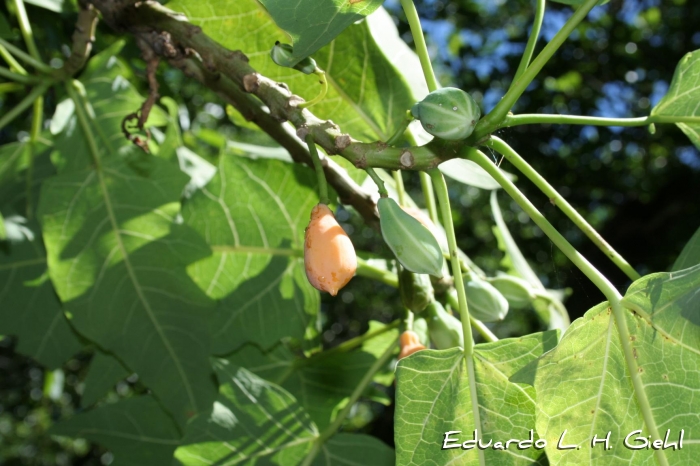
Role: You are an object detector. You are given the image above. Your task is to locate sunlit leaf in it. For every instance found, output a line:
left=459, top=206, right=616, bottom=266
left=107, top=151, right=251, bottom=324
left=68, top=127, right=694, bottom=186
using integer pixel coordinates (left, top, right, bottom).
left=395, top=331, right=558, bottom=465
left=168, top=1, right=417, bottom=142
left=520, top=265, right=700, bottom=464
left=652, top=49, right=700, bottom=150
left=672, top=225, right=700, bottom=271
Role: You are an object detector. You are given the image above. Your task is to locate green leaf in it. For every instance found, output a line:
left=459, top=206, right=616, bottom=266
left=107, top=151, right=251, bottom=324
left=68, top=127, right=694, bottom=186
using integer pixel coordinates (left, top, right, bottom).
left=394, top=331, right=558, bottom=465
left=652, top=49, right=700, bottom=150
left=38, top=154, right=217, bottom=426
left=183, top=154, right=320, bottom=353
left=174, top=361, right=318, bottom=465
left=0, top=211, right=5, bottom=240
left=0, top=138, right=54, bottom=215
left=258, top=0, right=384, bottom=65
left=81, top=351, right=130, bottom=408
left=440, top=159, right=503, bottom=190
left=49, top=395, right=181, bottom=466
left=522, top=266, right=700, bottom=465
left=228, top=321, right=399, bottom=430
left=168, top=1, right=417, bottom=142
left=311, top=433, right=394, bottom=466
left=672, top=225, right=700, bottom=271
left=0, top=226, right=82, bottom=369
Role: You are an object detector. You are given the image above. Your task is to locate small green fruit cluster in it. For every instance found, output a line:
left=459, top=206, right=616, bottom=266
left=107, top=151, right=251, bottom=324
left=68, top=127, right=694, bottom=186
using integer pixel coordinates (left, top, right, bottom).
left=411, top=88, right=481, bottom=140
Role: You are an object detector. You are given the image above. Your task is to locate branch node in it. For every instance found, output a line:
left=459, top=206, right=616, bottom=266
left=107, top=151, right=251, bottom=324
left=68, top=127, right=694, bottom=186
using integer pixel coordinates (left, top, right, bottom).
left=296, top=125, right=310, bottom=140
left=334, top=134, right=352, bottom=153
left=400, top=150, right=415, bottom=169
left=243, top=73, right=261, bottom=92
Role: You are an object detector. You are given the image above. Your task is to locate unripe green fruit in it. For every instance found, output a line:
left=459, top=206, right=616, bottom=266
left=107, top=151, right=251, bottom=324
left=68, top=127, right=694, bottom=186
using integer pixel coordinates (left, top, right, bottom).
left=378, top=197, right=444, bottom=277
left=270, top=42, right=317, bottom=74
left=488, top=275, right=534, bottom=310
left=399, top=268, right=434, bottom=313
left=464, top=277, right=509, bottom=322
left=425, top=301, right=464, bottom=350
left=411, top=88, right=481, bottom=140
left=412, top=317, right=430, bottom=347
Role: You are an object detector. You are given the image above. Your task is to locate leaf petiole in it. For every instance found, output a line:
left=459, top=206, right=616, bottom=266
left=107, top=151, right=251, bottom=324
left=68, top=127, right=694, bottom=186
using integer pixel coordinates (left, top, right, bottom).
left=298, top=68, right=328, bottom=108
left=305, top=134, right=330, bottom=204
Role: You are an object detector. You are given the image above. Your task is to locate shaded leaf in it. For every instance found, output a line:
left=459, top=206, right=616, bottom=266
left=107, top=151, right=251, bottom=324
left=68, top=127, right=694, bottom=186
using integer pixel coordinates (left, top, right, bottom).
left=50, top=396, right=181, bottom=466
left=228, top=321, right=399, bottom=430
left=394, top=331, right=558, bottom=465
left=81, top=351, right=130, bottom=408
left=174, top=361, right=318, bottom=465
left=652, top=49, right=700, bottom=150
left=311, top=433, right=394, bottom=466
left=38, top=154, right=217, bottom=426
left=0, top=227, right=82, bottom=369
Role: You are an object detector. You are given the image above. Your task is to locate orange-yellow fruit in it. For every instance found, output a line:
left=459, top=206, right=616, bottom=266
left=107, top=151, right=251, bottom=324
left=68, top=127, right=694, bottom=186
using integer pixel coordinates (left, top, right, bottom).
left=398, top=330, right=427, bottom=360
left=304, top=203, right=357, bottom=296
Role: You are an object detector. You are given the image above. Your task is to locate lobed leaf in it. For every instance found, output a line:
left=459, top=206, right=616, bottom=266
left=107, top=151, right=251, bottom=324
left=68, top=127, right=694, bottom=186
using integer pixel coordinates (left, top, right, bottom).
left=521, top=265, right=700, bottom=464
left=394, top=331, right=558, bottom=465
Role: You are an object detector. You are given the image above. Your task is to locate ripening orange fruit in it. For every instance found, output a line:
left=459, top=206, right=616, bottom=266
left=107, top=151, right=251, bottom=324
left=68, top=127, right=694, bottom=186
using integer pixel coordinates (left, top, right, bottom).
left=398, top=330, right=427, bottom=360
left=304, top=203, right=357, bottom=296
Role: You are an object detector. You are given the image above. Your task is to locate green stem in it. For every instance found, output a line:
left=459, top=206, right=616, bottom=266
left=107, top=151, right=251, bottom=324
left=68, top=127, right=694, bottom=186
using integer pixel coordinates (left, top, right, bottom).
left=305, top=134, right=329, bottom=205
left=298, top=68, right=328, bottom=108
left=429, top=168, right=485, bottom=466
left=473, top=0, right=599, bottom=141
left=0, top=82, right=24, bottom=93
left=487, top=136, right=641, bottom=281
left=0, top=43, right=27, bottom=74
left=12, top=0, right=41, bottom=62
left=25, top=95, right=43, bottom=219
left=512, top=0, right=546, bottom=84
left=393, top=170, right=407, bottom=206
left=0, top=82, right=50, bottom=132
left=467, top=148, right=667, bottom=465
left=399, top=0, right=439, bottom=92
left=501, top=113, right=700, bottom=128
left=355, top=257, right=399, bottom=287
left=0, top=65, right=41, bottom=84
left=0, top=38, right=52, bottom=74
left=314, top=320, right=401, bottom=361
left=419, top=171, right=439, bottom=225
left=366, top=167, right=388, bottom=197
left=355, top=257, right=496, bottom=342
left=65, top=80, right=101, bottom=168
left=300, top=336, right=399, bottom=466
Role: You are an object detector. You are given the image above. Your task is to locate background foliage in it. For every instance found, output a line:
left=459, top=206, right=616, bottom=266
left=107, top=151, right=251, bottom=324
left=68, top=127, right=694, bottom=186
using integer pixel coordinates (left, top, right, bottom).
left=0, top=0, right=699, bottom=464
